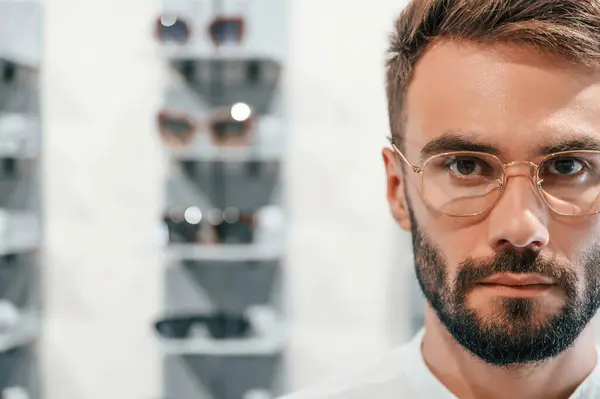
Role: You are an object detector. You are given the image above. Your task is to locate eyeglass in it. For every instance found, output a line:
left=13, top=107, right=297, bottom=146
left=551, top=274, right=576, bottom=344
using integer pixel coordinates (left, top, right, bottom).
left=389, top=137, right=600, bottom=217
left=158, top=106, right=255, bottom=148
left=164, top=207, right=256, bottom=244
left=155, top=14, right=245, bottom=47
left=154, top=312, right=252, bottom=340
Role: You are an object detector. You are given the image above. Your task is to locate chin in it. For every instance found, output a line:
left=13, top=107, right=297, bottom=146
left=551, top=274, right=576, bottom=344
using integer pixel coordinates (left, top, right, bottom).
left=473, top=297, right=562, bottom=330
left=471, top=286, right=565, bottom=313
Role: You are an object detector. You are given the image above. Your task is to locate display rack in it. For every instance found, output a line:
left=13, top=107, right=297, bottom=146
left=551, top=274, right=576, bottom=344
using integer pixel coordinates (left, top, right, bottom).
left=154, top=1, right=287, bottom=398
left=0, top=1, right=43, bottom=399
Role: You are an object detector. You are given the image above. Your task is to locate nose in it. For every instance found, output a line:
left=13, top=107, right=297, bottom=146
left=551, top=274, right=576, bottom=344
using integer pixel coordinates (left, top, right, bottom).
left=487, top=174, right=550, bottom=251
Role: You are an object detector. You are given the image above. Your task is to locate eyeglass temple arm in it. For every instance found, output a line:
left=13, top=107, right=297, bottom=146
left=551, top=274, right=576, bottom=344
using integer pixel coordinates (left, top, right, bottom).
left=387, top=137, right=423, bottom=173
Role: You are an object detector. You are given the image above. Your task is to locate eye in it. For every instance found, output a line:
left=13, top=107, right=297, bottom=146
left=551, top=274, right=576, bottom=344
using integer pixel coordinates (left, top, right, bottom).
left=446, top=158, right=483, bottom=176
left=546, top=158, right=584, bottom=176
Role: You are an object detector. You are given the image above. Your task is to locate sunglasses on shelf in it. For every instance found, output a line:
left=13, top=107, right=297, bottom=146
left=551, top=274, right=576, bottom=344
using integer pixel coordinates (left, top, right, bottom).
left=154, top=311, right=252, bottom=340
left=164, top=207, right=256, bottom=245
left=157, top=105, right=255, bottom=148
left=156, top=14, right=245, bottom=47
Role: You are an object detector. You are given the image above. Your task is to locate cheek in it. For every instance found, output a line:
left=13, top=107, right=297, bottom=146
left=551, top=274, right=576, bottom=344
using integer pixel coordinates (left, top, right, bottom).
left=548, top=218, right=600, bottom=259
left=564, top=221, right=600, bottom=297
left=407, top=183, right=484, bottom=271
left=547, top=219, right=600, bottom=296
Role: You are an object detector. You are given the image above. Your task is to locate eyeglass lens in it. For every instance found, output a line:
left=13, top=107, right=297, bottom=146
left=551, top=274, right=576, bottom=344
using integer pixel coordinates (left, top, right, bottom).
left=163, top=215, right=201, bottom=243
left=538, top=152, right=600, bottom=215
left=422, top=152, right=502, bottom=216
left=214, top=217, right=254, bottom=244
left=158, top=19, right=190, bottom=43
left=209, top=19, right=243, bottom=46
left=159, top=115, right=195, bottom=142
left=211, top=120, right=249, bottom=141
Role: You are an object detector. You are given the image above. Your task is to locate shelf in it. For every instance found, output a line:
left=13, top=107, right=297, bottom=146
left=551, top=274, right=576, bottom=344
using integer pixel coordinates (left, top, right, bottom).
left=160, top=333, right=286, bottom=356
left=0, top=211, right=40, bottom=255
left=0, top=50, right=39, bottom=70
left=160, top=46, right=281, bottom=63
left=166, top=241, right=283, bottom=262
left=0, top=310, right=38, bottom=353
left=0, top=114, right=40, bottom=159
left=158, top=322, right=286, bottom=356
left=166, top=143, right=284, bottom=162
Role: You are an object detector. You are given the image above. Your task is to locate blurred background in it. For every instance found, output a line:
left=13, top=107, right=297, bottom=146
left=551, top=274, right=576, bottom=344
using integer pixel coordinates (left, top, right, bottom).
left=0, top=0, right=426, bottom=398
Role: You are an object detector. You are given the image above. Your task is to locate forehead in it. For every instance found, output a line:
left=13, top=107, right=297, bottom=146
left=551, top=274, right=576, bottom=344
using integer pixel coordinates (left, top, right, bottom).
left=404, top=40, right=600, bottom=160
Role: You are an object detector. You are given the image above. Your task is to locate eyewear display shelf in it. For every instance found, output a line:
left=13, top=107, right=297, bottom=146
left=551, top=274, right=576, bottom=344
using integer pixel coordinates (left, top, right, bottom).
left=0, top=2, right=43, bottom=399
left=154, top=1, right=287, bottom=398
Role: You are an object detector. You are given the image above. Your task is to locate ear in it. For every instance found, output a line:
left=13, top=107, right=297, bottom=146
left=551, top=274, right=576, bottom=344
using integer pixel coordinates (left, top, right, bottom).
left=382, top=148, right=412, bottom=231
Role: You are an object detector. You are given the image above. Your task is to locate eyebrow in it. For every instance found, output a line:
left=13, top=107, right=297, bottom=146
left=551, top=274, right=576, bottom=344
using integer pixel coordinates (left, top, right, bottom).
left=537, top=134, right=600, bottom=155
left=419, top=133, right=502, bottom=161
left=419, top=132, right=600, bottom=162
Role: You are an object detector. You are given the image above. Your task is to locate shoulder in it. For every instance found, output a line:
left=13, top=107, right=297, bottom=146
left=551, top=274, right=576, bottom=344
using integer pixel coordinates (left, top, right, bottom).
left=276, top=341, right=418, bottom=399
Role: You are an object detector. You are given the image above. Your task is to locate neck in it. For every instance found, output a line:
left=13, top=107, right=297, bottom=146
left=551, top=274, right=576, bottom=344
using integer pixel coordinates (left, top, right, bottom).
left=421, top=307, right=598, bottom=399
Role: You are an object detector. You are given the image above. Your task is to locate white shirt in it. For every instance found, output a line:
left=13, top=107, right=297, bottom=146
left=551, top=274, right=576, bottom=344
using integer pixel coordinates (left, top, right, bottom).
left=278, top=329, right=600, bottom=398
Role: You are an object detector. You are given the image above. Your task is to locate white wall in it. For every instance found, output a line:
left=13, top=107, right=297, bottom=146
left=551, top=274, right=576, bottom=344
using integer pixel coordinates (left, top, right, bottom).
left=40, top=0, right=414, bottom=398
left=42, top=0, right=163, bottom=398
left=284, top=0, right=414, bottom=391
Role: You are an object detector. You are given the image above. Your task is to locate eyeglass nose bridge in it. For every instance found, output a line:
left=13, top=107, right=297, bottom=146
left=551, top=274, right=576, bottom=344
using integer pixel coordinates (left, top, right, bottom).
left=499, top=160, right=542, bottom=189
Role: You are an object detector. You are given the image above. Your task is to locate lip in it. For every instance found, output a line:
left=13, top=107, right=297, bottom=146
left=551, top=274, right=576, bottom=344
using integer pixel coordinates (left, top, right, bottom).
left=476, top=284, right=554, bottom=298
left=476, top=273, right=556, bottom=298
left=479, top=273, right=555, bottom=286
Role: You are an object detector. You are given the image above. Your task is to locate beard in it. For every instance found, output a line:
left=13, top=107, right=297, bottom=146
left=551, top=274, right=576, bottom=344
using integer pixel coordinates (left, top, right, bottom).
left=408, top=205, right=600, bottom=367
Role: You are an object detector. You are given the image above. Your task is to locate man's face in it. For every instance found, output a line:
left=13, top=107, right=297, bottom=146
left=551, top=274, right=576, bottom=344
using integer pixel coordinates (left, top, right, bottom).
left=383, top=40, right=600, bottom=366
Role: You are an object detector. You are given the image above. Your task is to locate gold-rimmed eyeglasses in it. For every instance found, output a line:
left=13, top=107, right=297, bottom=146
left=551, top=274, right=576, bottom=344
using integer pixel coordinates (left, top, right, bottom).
left=388, top=137, right=600, bottom=217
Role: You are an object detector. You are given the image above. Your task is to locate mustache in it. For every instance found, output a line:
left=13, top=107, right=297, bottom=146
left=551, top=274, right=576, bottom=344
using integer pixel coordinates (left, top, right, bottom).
left=455, top=248, right=578, bottom=296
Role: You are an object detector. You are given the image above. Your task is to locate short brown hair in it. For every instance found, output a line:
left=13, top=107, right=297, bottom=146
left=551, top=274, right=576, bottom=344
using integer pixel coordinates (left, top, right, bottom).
left=386, top=0, right=600, bottom=146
